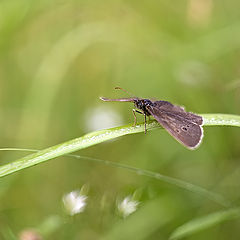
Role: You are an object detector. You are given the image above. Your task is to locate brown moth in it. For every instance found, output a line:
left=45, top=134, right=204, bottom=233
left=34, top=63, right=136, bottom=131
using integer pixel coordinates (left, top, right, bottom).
left=100, top=88, right=203, bottom=149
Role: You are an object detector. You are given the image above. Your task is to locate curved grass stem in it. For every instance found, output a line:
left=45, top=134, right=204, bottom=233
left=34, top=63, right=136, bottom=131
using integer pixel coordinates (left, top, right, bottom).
left=0, top=113, right=239, bottom=178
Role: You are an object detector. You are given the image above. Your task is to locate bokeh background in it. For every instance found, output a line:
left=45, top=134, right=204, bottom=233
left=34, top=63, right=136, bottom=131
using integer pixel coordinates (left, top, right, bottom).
left=0, top=0, right=240, bottom=239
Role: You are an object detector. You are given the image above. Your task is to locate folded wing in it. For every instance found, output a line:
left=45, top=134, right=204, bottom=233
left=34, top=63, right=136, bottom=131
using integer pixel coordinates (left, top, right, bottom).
left=147, top=102, right=203, bottom=149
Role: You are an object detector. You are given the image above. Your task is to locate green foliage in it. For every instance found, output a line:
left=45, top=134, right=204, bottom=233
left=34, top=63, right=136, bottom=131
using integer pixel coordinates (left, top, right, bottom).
left=1, top=0, right=240, bottom=239
left=170, top=207, right=240, bottom=240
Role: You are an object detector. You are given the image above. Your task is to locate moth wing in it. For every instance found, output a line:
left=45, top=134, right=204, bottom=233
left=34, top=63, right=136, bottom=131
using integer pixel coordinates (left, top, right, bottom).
left=153, top=101, right=203, bottom=125
left=147, top=105, right=203, bottom=149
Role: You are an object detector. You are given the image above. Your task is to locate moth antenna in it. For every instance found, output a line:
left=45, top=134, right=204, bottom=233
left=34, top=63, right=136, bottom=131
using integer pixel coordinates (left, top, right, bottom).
left=115, top=87, right=135, bottom=97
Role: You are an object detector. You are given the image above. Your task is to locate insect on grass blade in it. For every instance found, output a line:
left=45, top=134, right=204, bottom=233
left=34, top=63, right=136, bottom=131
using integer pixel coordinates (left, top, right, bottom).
left=100, top=89, right=203, bottom=150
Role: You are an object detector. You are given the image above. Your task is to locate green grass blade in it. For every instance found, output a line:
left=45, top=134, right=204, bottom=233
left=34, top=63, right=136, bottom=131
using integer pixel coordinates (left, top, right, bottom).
left=0, top=114, right=239, bottom=178
left=169, top=207, right=240, bottom=240
left=0, top=121, right=153, bottom=178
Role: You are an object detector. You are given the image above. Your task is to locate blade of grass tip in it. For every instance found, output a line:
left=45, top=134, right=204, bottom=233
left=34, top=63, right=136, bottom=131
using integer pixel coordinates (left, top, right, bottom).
left=201, top=114, right=240, bottom=126
left=0, top=148, right=230, bottom=207
left=169, top=207, right=240, bottom=240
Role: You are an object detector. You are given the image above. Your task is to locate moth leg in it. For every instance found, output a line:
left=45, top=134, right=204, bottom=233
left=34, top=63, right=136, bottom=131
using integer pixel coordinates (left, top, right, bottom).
left=132, top=109, right=143, bottom=126
left=144, top=113, right=147, bottom=134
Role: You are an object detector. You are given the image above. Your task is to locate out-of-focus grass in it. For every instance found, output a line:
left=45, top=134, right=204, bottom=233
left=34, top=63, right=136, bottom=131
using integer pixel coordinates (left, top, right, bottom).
left=1, top=0, right=240, bottom=239
left=170, top=207, right=240, bottom=240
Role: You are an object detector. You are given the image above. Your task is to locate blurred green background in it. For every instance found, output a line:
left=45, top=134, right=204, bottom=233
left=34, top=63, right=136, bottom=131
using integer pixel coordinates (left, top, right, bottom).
left=0, top=0, right=240, bottom=239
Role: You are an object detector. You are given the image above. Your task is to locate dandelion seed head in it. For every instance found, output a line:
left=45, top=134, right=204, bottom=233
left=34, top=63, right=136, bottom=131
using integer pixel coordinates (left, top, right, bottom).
left=117, top=196, right=139, bottom=218
left=62, top=190, right=87, bottom=216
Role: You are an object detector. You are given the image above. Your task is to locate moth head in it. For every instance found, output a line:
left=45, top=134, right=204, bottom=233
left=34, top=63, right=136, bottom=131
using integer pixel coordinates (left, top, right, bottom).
left=134, top=99, right=152, bottom=111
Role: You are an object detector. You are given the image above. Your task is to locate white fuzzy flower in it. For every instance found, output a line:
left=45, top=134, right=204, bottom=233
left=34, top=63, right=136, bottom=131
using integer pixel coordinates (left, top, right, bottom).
left=117, top=196, right=139, bottom=218
left=62, top=191, right=87, bottom=216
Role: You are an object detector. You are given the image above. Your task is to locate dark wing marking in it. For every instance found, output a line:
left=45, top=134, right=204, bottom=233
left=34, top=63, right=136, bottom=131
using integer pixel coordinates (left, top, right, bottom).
left=147, top=104, right=203, bottom=149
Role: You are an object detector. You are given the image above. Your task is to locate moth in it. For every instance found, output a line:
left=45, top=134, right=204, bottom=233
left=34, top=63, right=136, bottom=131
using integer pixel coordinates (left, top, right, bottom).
left=100, top=87, right=203, bottom=150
